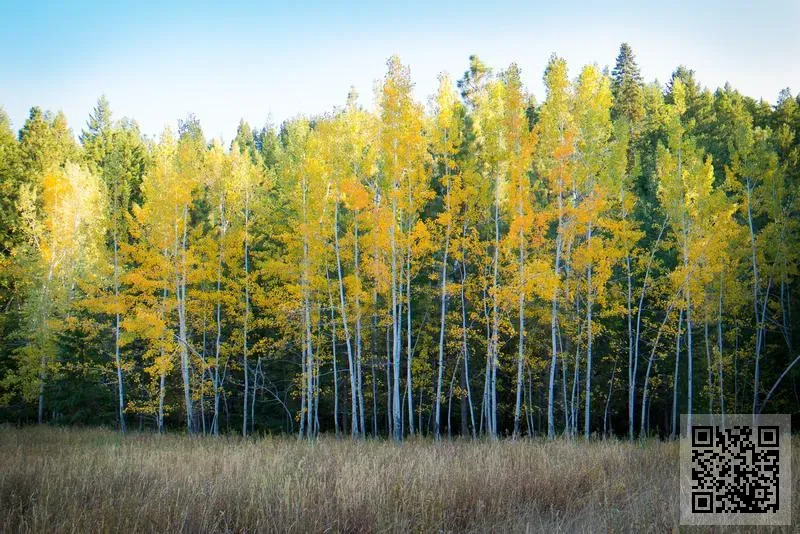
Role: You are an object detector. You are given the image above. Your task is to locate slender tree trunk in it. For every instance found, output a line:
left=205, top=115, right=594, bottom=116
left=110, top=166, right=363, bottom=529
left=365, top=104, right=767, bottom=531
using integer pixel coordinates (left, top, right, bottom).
left=572, top=346, right=580, bottom=437
left=213, top=200, right=226, bottom=436
left=353, top=214, right=365, bottom=436
left=158, top=284, right=168, bottom=434
left=446, top=357, right=460, bottom=439
left=686, top=269, right=693, bottom=435
left=326, top=268, right=340, bottom=436
left=560, top=325, right=569, bottom=433
left=301, top=174, right=314, bottom=440
left=37, top=362, right=45, bottom=424
left=631, top=220, right=665, bottom=440
left=717, top=273, right=725, bottom=427
left=625, top=253, right=633, bottom=440
left=113, top=228, right=126, bottom=433
left=158, top=370, right=166, bottom=433
left=242, top=187, right=250, bottom=437
left=333, top=203, right=359, bottom=436
left=754, top=277, right=772, bottom=416
left=584, top=224, right=593, bottom=441
left=419, top=380, right=424, bottom=436
left=489, top=190, right=500, bottom=439
left=299, top=337, right=307, bottom=439
left=513, top=213, right=525, bottom=439
left=251, top=356, right=259, bottom=434
left=177, top=206, right=193, bottom=433
left=460, top=256, right=476, bottom=438
left=682, top=217, right=693, bottom=435
left=526, top=367, right=535, bottom=437
left=314, top=354, right=320, bottom=438
left=434, top=198, right=451, bottom=439
left=200, top=310, right=208, bottom=435
left=548, top=187, right=563, bottom=439
left=603, top=350, right=618, bottom=438
left=406, top=245, right=414, bottom=436
left=705, top=316, right=713, bottom=415
left=371, top=286, right=379, bottom=437
left=385, top=326, right=392, bottom=437
left=671, top=307, right=684, bottom=439
left=371, top=355, right=378, bottom=437
left=37, top=267, right=55, bottom=425
left=481, top=286, right=491, bottom=436
left=735, top=328, right=739, bottom=413
left=390, top=163, right=401, bottom=441
left=780, top=271, right=792, bottom=353
left=304, top=281, right=314, bottom=439
left=746, top=180, right=763, bottom=414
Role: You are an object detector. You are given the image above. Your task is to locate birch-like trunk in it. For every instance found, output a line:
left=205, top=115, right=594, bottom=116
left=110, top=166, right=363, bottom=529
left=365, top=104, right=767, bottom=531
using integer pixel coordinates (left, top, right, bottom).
left=584, top=224, right=593, bottom=441
left=548, top=186, right=563, bottom=439
left=434, top=183, right=451, bottom=439
left=333, top=202, right=359, bottom=436
left=326, top=268, right=340, bottom=436
left=158, top=283, right=168, bottom=434
left=630, top=220, right=664, bottom=439
left=481, top=286, right=491, bottom=436
left=625, top=253, right=633, bottom=440
left=301, top=172, right=314, bottom=439
left=489, top=187, right=500, bottom=439
left=746, top=180, right=764, bottom=414
left=113, top=224, right=126, bottom=433
left=640, top=298, right=677, bottom=438
left=212, top=199, right=226, bottom=436
left=372, top=285, right=379, bottom=437
left=242, top=186, right=250, bottom=437
left=717, top=273, right=725, bottom=426
left=705, top=317, right=713, bottom=415
left=460, top=254, right=476, bottom=438
left=353, top=213, right=365, bottom=436
left=390, top=149, right=401, bottom=440
left=513, top=211, right=525, bottom=439
left=671, top=307, right=683, bottom=439
left=177, top=205, right=193, bottom=433
left=685, top=224, right=693, bottom=435
left=603, top=352, right=618, bottom=438
left=406, top=244, right=414, bottom=436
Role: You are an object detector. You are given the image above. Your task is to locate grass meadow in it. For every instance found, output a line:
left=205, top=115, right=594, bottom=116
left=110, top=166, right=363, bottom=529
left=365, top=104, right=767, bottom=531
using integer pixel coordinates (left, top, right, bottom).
left=0, top=426, right=797, bottom=532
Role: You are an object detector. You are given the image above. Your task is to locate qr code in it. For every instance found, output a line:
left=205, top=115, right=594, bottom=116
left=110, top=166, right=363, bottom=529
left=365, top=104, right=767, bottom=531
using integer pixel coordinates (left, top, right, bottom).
left=691, top=424, right=780, bottom=513
left=680, top=414, right=791, bottom=526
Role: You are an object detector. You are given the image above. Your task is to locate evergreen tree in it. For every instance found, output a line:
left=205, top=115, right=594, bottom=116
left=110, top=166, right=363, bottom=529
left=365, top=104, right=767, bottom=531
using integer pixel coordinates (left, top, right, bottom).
left=611, top=43, right=644, bottom=124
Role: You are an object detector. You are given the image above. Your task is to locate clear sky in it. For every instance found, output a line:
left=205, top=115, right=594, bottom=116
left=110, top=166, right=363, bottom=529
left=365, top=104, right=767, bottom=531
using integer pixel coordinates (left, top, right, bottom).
left=1, top=0, right=798, bottom=142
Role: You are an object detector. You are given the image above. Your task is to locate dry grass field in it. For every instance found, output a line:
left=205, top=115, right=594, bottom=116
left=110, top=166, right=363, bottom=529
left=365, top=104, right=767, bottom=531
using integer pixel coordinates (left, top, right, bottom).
left=0, top=426, right=797, bottom=533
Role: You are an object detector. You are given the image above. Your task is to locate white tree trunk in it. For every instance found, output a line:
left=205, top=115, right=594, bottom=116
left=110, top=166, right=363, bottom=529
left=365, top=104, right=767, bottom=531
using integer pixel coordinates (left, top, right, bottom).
left=548, top=187, right=563, bottom=439
left=242, top=187, right=250, bottom=437
left=390, top=169, right=401, bottom=440
left=177, top=205, right=193, bottom=433
left=460, top=256, right=476, bottom=438
left=353, top=214, right=365, bottom=436
left=434, top=190, right=451, bottom=439
left=584, top=225, right=593, bottom=441
left=333, top=203, right=359, bottom=436
left=513, top=221, right=525, bottom=439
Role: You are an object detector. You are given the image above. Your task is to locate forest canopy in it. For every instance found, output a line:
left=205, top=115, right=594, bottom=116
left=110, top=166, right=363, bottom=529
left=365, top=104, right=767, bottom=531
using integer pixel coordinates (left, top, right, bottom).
left=1, top=44, right=798, bottom=440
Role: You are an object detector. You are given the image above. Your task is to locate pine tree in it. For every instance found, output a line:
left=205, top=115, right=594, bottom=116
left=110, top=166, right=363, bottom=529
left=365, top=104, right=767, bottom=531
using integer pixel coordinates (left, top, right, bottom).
left=611, top=43, right=644, bottom=124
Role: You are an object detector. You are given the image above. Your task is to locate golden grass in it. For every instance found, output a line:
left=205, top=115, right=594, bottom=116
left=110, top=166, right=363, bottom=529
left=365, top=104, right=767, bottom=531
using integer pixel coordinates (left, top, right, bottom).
left=0, top=427, right=796, bottom=533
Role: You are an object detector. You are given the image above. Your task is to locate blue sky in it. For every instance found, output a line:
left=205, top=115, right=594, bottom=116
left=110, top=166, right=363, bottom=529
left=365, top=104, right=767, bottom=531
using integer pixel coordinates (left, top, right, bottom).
left=1, top=0, right=798, bottom=142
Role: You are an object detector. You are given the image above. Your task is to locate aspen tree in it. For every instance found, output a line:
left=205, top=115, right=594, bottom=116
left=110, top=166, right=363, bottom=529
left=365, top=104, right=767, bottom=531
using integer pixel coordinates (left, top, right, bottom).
left=378, top=56, right=427, bottom=440
left=431, top=73, right=463, bottom=439
left=535, top=56, right=574, bottom=439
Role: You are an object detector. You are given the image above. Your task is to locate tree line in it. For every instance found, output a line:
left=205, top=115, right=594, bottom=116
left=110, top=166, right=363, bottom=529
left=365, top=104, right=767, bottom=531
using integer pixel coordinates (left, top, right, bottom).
left=1, top=44, right=798, bottom=440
